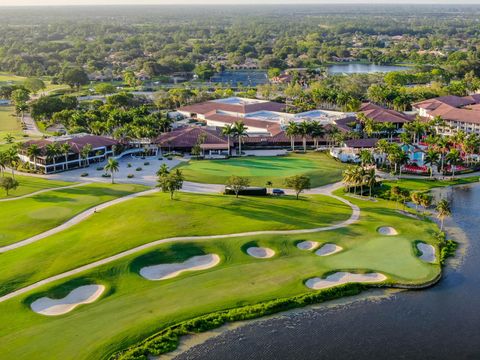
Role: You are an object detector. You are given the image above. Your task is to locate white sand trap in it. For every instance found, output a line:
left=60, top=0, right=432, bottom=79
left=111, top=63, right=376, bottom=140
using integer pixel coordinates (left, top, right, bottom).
left=417, top=243, right=436, bottom=263
left=140, top=254, right=220, bottom=280
left=297, top=241, right=320, bottom=251
left=315, top=243, right=343, bottom=256
left=378, top=226, right=398, bottom=236
left=247, top=247, right=275, bottom=259
left=306, top=272, right=387, bottom=290
left=30, top=284, right=105, bottom=316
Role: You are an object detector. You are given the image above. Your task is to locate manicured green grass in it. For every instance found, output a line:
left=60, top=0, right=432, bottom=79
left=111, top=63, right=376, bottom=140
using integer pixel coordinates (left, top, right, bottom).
left=177, top=152, right=348, bottom=188
left=0, top=182, right=148, bottom=247
left=381, top=177, right=479, bottom=193
left=0, top=192, right=352, bottom=296
left=0, top=72, right=26, bottom=84
left=0, top=175, right=73, bottom=199
left=0, top=106, right=24, bottom=141
left=0, top=191, right=440, bottom=360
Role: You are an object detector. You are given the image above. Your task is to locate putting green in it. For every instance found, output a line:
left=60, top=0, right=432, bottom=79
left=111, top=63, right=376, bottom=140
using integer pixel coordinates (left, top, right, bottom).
left=0, top=190, right=440, bottom=360
left=177, top=152, right=347, bottom=188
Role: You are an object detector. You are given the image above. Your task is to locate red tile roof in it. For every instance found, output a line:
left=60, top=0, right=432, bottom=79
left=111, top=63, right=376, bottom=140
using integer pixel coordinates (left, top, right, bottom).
left=359, top=103, right=412, bottom=124
left=22, top=135, right=118, bottom=155
left=413, top=95, right=480, bottom=125
left=204, top=112, right=283, bottom=135
left=154, top=127, right=228, bottom=148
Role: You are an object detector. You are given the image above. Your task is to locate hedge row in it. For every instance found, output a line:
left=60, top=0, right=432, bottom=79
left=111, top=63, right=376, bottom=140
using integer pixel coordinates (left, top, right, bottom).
left=109, top=283, right=366, bottom=360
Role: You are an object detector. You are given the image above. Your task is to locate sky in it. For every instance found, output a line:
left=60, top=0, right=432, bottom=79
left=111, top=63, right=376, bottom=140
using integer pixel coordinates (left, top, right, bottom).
left=1, top=0, right=480, bottom=6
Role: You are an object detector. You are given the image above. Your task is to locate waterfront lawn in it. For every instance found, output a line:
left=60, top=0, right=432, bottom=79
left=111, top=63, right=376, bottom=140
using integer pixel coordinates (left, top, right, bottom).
left=0, top=175, right=73, bottom=199
left=0, top=182, right=148, bottom=247
left=177, top=152, right=347, bottom=188
left=380, top=177, right=479, bottom=193
left=0, top=192, right=352, bottom=296
left=0, top=192, right=440, bottom=360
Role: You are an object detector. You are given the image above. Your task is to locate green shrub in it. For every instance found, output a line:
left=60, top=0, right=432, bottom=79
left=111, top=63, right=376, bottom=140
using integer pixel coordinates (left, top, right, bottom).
left=96, top=167, right=103, bottom=171
left=136, top=167, right=142, bottom=171
left=80, top=173, right=89, bottom=177
left=101, top=173, right=111, bottom=178
left=144, top=162, right=150, bottom=166
left=127, top=163, right=132, bottom=168
left=127, top=174, right=134, bottom=179
left=440, top=240, right=458, bottom=265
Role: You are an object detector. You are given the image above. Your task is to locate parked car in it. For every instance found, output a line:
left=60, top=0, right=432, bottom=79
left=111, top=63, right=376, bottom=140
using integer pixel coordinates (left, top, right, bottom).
left=272, top=189, right=285, bottom=196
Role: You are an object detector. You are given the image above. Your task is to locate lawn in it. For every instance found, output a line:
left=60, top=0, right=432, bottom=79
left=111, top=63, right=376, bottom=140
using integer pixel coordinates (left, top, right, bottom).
left=0, top=174, right=74, bottom=199
left=0, top=106, right=24, bottom=140
left=380, top=177, right=479, bottom=193
left=0, top=72, right=26, bottom=84
left=0, top=182, right=148, bottom=247
left=177, top=152, right=348, bottom=188
left=0, top=191, right=440, bottom=360
left=0, top=192, right=352, bottom=296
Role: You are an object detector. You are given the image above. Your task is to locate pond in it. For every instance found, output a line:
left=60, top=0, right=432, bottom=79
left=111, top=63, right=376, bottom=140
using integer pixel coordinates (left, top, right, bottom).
left=327, top=63, right=410, bottom=74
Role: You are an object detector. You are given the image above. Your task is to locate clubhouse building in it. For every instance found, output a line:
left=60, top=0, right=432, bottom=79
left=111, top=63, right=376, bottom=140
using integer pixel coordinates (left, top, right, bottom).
left=20, top=134, right=118, bottom=174
left=413, top=95, right=480, bottom=135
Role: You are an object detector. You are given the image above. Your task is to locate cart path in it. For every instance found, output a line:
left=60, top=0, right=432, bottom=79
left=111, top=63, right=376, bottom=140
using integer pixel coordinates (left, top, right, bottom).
left=0, top=182, right=90, bottom=202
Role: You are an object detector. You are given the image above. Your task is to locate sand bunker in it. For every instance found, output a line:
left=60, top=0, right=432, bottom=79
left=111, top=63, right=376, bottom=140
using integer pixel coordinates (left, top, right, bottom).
left=377, top=226, right=398, bottom=236
left=247, top=247, right=275, bottom=259
left=315, top=243, right=343, bottom=256
left=297, top=241, right=320, bottom=251
left=140, top=254, right=220, bottom=280
left=305, top=272, right=386, bottom=290
left=417, top=243, right=436, bottom=263
left=30, top=284, right=105, bottom=316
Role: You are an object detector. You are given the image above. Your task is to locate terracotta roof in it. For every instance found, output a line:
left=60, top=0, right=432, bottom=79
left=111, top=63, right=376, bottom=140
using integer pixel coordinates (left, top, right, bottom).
left=413, top=95, right=480, bottom=125
left=359, top=103, right=412, bottom=124
left=154, top=127, right=228, bottom=148
left=344, top=138, right=379, bottom=148
left=178, top=99, right=285, bottom=115
left=22, top=135, right=118, bottom=155
left=333, top=116, right=357, bottom=132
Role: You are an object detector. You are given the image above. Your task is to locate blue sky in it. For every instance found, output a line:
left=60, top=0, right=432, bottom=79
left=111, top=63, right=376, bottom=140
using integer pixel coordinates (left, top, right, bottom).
left=2, top=0, right=480, bottom=6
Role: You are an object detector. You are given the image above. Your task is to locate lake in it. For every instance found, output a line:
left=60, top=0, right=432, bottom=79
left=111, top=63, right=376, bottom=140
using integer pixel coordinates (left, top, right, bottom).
left=174, top=182, right=480, bottom=360
left=327, top=63, right=409, bottom=74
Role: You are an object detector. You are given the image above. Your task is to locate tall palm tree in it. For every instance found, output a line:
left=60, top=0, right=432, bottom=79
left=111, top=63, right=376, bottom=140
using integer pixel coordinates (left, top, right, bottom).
left=445, top=148, right=462, bottom=179
left=26, top=144, right=41, bottom=171
left=437, top=137, right=450, bottom=173
left=310, top=121, right=325, bottom=149
left=80, top=144, right=93, bottom=167
left=5, top=147, right=19, bottom=178
left=424, top=149, right=440, bottom=178
left=104, top=158, right=119, bottom=184
left=233, top=121, right=248, bottom=157
left=221, top=124, right=235, bottom=156
left=359, top=149, right=374, bottom=168
left=0, top=151, right=6, bottom=177
left=60, top=143, right=72, bottom=171
left=436, top=199, right=451, bottom=231
left=364, top=167, right=376, bottom=197
left=45, top=142, right=60, bottom=173
left=285, top=122, right=298, bottom=151
left=297, top=121, right=312, bottom=153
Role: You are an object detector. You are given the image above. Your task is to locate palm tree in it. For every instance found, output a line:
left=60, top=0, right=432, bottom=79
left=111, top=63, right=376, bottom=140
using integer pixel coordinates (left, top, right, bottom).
left=436, top=199, right=451, bottom=231
left=411, top=192, right=422, bottom=212
left=424, top=149, right=440, bottom=178
left=285, top=122, right=298, bottom=151
left=437, top=137, right=450, bottom=174
left=297, top=121, right=312, bottom=153
left=4, top=134, right=14, bottom=144
left=80, top=144, right=93, bottom=167
left=104, top=158, right=120, bottom=184
left=222, top=124, right=235, bottom=156
left=375, top=139, right=390, bottom=166
left=365, top=168, right=376, bottom=197
left=445, top=148, right=462, bottom=179
left=0, top=151, right=7, bottom=177
left=45, top=143, right=60, bottom=172
left=5, top=147, right=19, bottom=178
left=310, top=121, right=325, bottom=149
left=26, top=144, right=41, bottom=171
left=233, top=121, right=248, bottom=157
left=60, top=143, right=72, bottom=170
left=156, top=163, right=169, bottom=177
left=359, top=149, right=374, bottom=168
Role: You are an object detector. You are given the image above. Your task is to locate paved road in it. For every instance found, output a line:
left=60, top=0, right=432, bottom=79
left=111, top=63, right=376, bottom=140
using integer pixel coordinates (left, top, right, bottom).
left=22, top=114, right=43, bottom=137
left=0, top=191, right=359, bottom=303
